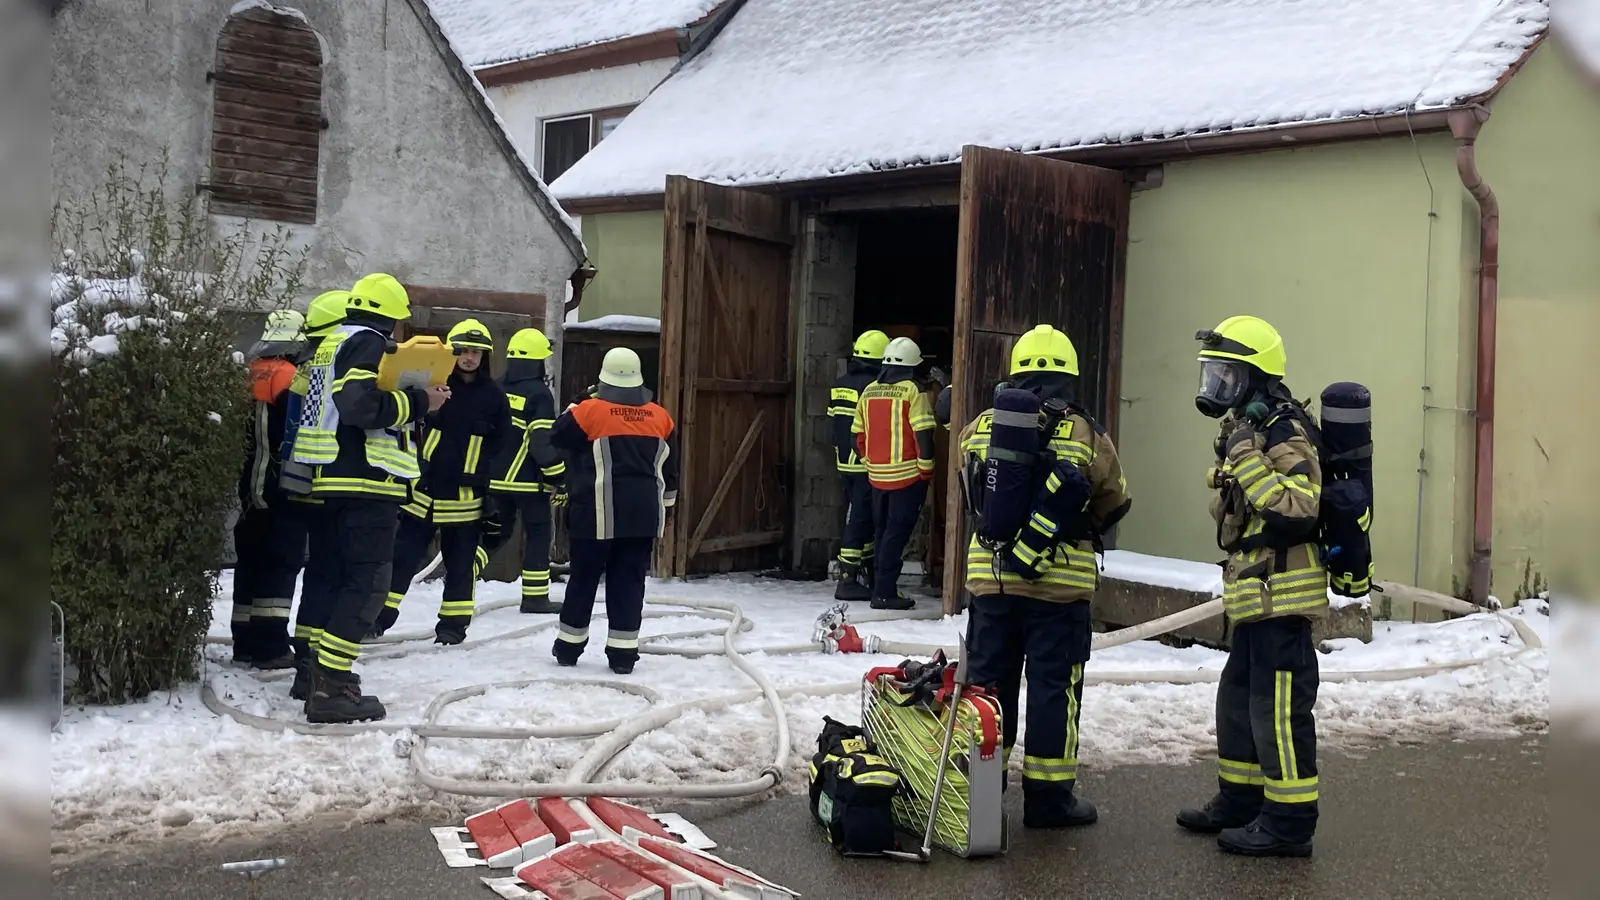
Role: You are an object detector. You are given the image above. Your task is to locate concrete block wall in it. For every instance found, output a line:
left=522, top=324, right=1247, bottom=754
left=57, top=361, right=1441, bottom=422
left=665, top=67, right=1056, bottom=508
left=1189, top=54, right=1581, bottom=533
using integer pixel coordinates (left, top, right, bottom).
left=791, top=215, right=859, bottom=575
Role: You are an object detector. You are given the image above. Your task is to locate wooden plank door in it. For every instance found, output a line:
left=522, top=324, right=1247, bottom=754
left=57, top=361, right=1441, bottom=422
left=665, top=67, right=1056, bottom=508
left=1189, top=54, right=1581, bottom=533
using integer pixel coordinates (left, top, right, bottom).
left=656, top=176, right=796, bottom=578
left=940, top=146, right=1131, bottom=614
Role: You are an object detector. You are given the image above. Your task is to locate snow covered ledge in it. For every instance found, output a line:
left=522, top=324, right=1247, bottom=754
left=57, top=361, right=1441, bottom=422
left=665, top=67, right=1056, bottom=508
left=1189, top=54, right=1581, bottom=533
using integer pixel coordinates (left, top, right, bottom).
left=1096, top=550, right=1374, bottom=649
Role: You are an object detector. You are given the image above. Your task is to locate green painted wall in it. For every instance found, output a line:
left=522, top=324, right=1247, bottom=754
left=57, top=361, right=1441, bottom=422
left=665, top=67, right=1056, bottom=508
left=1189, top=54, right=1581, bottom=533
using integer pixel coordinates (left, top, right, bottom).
left=1476, top=43, right=1600, bottom=600
left=579, top=211, right=665, bottom=320
left=1116, top=133, right=1478, bottom=599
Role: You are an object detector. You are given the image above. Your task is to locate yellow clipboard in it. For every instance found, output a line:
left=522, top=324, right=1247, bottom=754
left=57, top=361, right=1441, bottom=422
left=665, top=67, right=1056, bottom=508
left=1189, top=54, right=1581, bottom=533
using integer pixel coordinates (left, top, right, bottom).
left=376, top=335, right=458, bottom=391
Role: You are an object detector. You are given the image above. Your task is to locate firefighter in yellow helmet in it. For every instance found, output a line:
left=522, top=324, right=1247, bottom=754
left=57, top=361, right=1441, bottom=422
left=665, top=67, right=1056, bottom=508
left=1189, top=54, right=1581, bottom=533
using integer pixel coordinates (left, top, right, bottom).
left=291, top=273, right=449, bottom=722
left=379, top=317, right=513, bottom=644
left=228, top=308, right=307, bottom=669
left=480, top=327, right=568, bottom=614
left=1177, top=315, right=1325, bottom=857
left=828, top=329, right=888, bottom=601
left=281, top=290, right=350, bottom=704
left=956, top=323, right=1131, bottom=829
left=851, top=336, right=936, bottom=610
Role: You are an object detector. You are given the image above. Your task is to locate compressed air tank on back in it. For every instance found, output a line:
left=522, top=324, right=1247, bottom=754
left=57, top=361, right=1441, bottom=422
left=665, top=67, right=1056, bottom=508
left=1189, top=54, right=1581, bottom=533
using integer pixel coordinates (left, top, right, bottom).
left=1318, top=382, right=1373, bottom=509
left=976, top=388, right=1044, bottom=546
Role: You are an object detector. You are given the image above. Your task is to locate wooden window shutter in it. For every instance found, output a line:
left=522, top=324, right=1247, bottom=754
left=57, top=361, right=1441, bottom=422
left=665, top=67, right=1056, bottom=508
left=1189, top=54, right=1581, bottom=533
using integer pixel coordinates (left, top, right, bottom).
left=206, top=7, right=324, bottom=225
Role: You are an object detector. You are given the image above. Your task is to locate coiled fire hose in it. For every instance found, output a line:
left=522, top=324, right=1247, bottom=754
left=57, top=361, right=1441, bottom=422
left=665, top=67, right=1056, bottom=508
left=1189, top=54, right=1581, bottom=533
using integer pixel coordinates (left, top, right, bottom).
left=202, top=562, right=1541, bottom=802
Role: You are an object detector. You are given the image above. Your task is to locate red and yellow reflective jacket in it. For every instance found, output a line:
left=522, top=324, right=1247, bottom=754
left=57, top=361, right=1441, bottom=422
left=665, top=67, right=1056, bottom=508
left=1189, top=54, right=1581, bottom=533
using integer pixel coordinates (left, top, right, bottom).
left=851, top=375, right=936, bottom=490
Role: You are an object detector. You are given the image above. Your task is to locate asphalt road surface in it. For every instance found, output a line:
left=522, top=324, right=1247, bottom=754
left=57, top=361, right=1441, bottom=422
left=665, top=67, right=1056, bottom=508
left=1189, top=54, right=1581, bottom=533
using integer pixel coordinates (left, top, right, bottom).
left=52, top=737, right=1545, bottom=900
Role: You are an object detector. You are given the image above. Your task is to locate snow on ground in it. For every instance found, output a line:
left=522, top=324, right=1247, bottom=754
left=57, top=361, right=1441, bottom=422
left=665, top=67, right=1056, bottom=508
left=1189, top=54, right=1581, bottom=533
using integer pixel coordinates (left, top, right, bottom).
left=551, top=0, right=1549, bottom=198
left=50, top=573, right=1548, bottom=858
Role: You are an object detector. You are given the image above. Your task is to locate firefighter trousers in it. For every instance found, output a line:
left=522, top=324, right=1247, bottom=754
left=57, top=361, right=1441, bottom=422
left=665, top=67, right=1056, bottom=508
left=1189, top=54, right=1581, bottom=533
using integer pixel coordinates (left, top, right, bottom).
left=230, top=502, right=307, bottom=662
left=870, top=479, right=927, bottom=600
left=556, top=536, right=650, bottom=669
left=389, top=510, right=481, bottom=627
left=837, top=472, right=875, bottom=575
left=291, top=501, right=338, bottom=657
left=965, top=594, right=1092, bottom=818
left=480, top=492, right=554, bottom=605
left=1214, top=616, right=1320, bottom=842
left=315, top=497, right=400, bottom=677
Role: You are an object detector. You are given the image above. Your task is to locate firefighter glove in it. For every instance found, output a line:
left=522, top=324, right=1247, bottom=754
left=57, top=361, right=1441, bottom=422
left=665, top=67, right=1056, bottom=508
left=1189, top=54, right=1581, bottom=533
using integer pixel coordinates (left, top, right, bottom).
left=551, top=490, right=568, bottom=508
left=481, top=511, right=503, bottom=539
left=1224, top=418, right=1258, bottom=458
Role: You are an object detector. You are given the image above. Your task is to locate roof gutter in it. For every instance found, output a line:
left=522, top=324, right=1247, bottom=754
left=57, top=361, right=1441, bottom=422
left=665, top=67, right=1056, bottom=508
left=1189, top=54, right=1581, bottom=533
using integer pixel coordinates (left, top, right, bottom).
left=557, top=107, right=1459, bottom=215
left=1447, top=104, right=1500, bottom=607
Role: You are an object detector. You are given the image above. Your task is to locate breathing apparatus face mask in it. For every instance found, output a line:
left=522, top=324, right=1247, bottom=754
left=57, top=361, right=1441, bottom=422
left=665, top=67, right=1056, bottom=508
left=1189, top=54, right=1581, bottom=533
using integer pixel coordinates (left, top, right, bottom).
left=1195, top=358, right=1247, bottom=418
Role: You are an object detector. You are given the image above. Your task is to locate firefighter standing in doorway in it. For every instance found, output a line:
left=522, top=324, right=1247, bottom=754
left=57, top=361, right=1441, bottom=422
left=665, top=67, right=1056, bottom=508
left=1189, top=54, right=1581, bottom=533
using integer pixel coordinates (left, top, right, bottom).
left=293, top=274, right=448, bottom=722
left=827, top=329, right=888, bottom=601
left=282, top=289, right=350, bottom=702
left=480, top=327, right=567, bottom=614
left=957, top=324, right=1132, bottom=829
left=549, top=347, right=678, bottom=674
left=230, top=308, right=309, bottom=670
left=378, top=318, right=512, bottom=644
left=851, top=336, right=935, bottom=611
left=1177, top=316, right=1325, bottom=857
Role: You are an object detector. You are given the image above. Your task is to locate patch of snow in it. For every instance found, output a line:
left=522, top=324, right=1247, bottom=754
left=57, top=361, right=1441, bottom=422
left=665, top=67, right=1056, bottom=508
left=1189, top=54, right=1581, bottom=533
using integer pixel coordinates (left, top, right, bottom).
left=86, top=334, right=119, bottom=358
left=1330, top=592, right=1372, bottom=611
left=50, top=570, right=1547, bottom=856
left=1102, top=550, right=1222, bottom=595
left=552, top=0, right=1549, bottom=199
left=229, top=0, right=308, bottom=22
left=206, top=411, right=223, bottom=424
left=564, top=314, right=661, bottom=334
left=429, top=0, right=723, bottom=68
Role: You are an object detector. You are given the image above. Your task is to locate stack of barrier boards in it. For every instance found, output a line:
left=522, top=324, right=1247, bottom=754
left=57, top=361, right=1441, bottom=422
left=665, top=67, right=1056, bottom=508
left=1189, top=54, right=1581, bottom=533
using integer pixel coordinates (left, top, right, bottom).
left=861, top=661, right=1006, bottom=857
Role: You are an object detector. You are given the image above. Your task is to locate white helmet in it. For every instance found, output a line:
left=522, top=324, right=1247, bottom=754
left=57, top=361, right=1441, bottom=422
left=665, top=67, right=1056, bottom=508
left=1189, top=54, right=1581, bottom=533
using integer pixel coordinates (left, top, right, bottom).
left=599, top=346, right=644, bottom=388
left=882, top=336, right=923, bottom=368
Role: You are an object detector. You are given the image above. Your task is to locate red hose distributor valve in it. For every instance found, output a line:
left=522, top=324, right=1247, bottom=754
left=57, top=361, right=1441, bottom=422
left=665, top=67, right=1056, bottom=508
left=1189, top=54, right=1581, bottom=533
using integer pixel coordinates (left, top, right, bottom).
left=813, top=602, right=882, bottom=654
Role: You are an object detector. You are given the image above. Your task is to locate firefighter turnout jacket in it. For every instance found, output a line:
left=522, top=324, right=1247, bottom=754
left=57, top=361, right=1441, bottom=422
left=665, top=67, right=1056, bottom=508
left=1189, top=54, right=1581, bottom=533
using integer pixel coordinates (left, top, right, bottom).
left=402, top=367, right=512, bottom=524
left=490, top=359, right=566, bottom=494
left=851, top=374, right=936, bottom=489
left=959, top=410, right=1130, bottom=603
left=829, top=359, right=880, bottom=474
left=294, top=320, right=429, bottom=500
left=1210, top=406, right=1328, bottom=623
left=550, top=389, right=680, bottom=540
left=241, top=358, right=298, bottom=510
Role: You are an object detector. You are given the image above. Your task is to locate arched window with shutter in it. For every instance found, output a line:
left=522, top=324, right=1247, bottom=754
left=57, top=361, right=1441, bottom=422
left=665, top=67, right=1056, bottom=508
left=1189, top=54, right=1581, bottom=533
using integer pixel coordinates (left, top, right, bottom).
left=206, top=4, right=324, bottom=224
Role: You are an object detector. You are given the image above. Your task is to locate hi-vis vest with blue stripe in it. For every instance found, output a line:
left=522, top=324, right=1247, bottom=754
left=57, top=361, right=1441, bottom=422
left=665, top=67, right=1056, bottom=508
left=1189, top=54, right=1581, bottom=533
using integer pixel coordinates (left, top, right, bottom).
left=292, top=324, right=420, bottom=483
left=960, top=411, right=1100, bottom=602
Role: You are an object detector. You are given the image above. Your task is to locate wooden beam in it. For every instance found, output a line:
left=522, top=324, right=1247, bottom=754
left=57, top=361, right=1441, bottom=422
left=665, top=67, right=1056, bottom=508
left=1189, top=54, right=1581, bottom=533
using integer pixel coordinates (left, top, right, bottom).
left=696, top=378, right=789, bottom=395
left=402, top=284, right=548, bottom=322
left=698, top=529, right=786, bottom=555
left=698, top=212, right=791, bottom=247
left=476, top=29, right=685, bottom=86
left=686, top=411, right=766, bottom=560
left=813, top=184, right=960, bottom=213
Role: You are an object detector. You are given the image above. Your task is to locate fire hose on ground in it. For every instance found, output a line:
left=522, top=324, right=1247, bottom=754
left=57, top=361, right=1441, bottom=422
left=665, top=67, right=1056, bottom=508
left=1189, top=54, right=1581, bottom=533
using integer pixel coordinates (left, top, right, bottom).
left=201, top=563, right=1542, bottom=804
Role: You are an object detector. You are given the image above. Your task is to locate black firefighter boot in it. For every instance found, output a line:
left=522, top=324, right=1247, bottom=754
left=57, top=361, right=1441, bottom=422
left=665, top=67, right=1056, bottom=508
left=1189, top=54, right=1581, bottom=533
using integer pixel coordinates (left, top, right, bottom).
left=1176, top=794, right=1260, bottom=834
left=870, top=591, right=915, bottom=611
left=288, top=639, right=313, bottom=702
left=304, top=666, right=386, bottom=724
left=1217, top=820, right=1314, bottom=858
left=833, top=563, right=871, bottom=602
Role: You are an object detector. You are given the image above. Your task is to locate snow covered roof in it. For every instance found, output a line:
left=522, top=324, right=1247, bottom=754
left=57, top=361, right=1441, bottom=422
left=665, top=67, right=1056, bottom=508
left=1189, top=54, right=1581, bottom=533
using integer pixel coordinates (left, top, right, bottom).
left=564, top=314, right=661, bottom=333
left=551, top=0, right=1550, bottom=200
left=428, top=0, right=724, bottom=68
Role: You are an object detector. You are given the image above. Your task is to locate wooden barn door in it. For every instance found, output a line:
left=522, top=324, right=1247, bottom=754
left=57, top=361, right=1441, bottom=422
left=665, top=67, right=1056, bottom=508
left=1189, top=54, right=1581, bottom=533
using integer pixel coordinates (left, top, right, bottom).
left=656, top=176, right=796, bottom=578
left=940, top=146, right=1130, bottom=614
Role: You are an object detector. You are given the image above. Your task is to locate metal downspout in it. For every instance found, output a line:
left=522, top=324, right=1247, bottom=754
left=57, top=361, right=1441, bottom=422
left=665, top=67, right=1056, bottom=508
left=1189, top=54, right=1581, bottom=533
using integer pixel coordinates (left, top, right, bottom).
left=1447, top=105, right=1500, bottom=606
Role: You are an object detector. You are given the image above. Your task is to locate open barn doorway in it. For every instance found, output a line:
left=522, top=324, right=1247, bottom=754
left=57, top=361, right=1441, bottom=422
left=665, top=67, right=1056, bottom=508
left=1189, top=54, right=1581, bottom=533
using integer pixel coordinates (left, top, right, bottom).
left=791, top=206, right=961, bottom=593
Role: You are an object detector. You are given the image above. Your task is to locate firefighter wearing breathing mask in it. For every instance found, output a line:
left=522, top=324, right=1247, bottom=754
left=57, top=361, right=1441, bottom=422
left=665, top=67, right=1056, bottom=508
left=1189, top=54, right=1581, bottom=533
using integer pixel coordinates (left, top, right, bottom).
left=379, top=318, right=513, bottom=645
left=1177, top=315, right=1324, bottom=858
left=229, top=308, right=309, bottom=670
left=956, top=324, right=1131, bottom=830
